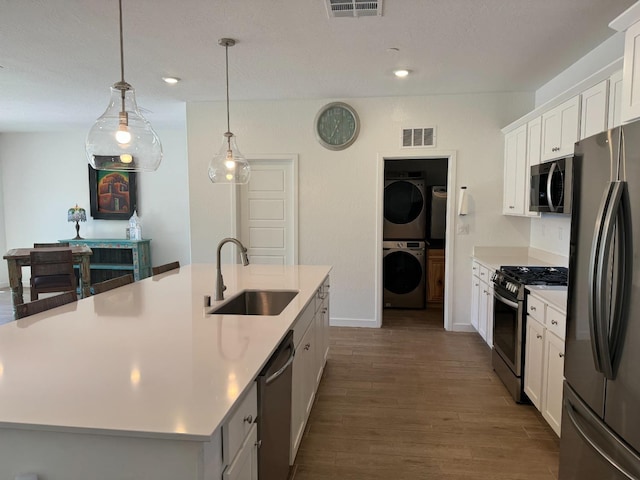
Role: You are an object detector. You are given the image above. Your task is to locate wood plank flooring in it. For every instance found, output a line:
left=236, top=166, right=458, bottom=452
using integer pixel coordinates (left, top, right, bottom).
left=291, top=308, right=560, bottom=480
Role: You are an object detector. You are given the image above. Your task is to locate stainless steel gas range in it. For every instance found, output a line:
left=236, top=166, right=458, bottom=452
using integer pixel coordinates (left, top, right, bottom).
left=492, top=266, right=568, bottom=403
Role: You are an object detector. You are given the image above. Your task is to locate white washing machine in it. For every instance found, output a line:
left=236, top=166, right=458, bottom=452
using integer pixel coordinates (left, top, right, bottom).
left=383, top=178, right=427, bottom=239
left=383, top=241, right=426, bottom=309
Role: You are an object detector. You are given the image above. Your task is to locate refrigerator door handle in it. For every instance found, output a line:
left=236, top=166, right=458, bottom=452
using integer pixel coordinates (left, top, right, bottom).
left=590, top=181, right=625, bottom=380
left=546, top=161, right=557, bottom=212
left=565, top=384, right=640, bottom=480
left=589, top=182, right=616, bottom=374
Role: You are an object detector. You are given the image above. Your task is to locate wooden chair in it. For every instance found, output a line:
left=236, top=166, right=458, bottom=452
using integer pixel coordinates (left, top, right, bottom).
left=34, top=242, right=70, bottom=248
left=152, top=261, right=180, bottom=276
left=92, top=274, right=134, bottom=295
left=15, top=291, right=78, bottom=319
left=29, top=249, right=76, bottom=301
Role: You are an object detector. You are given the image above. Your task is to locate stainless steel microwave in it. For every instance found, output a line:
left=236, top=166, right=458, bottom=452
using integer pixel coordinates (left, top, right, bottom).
left=530, top=157, right=572, bottom=214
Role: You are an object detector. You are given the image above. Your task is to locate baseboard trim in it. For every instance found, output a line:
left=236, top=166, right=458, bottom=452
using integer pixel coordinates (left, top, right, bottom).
left=330, top=317, right=377, bottom=328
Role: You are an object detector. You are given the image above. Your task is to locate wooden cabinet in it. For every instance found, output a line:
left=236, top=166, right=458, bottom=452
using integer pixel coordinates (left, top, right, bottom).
left=427, top=249, right=445, bottom=303
left=608, top=70, right=624, bottom=129
left=541, top=96, right=580, bottom=161
left=580, top=80, right=609, bottom=140
left=523, top=292, right=566, bottom=436
left=65, top=238, right=151, bottom=283
left=502, top=124, right=528, bottom=215
left=470, top=260, right=493, bottom=347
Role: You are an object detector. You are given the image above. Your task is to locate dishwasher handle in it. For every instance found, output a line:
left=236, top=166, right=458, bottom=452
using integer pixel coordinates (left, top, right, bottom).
left=265, top=345, right=295, bottom=385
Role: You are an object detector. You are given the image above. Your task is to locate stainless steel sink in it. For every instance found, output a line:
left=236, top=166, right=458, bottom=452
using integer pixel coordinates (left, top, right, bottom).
left=208, top=290, right=298, bottom=316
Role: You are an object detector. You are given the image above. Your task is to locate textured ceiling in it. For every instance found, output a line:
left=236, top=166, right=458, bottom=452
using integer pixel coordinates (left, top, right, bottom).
left=0, top=0, right=636, bottom=131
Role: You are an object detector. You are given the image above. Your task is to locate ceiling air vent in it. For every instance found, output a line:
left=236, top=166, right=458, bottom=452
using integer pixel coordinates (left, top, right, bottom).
left=401, top=127, right=437, bottom=148
left=326, top=0, right=382, bottom=18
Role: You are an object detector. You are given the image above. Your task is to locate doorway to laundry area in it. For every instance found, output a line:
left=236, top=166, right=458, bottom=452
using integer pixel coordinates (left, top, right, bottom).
left=377, top=154, right=456, bottom=330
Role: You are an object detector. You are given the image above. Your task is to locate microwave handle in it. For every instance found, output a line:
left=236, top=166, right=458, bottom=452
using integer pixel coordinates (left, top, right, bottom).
left=546, top=161, right=557, bottom=212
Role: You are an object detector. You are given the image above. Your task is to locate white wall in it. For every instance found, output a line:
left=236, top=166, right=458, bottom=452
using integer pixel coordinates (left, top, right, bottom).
left=0, top=126, right=191, bottom=282
left=187, top=93, right=533, bottom=328
left=535, top=32, right=625, bottom=107
left=0, top=160, right=7, bottom=286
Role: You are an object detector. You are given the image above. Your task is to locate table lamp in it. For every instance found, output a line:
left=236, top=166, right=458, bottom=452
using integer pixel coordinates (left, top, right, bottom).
left=68, top=204, right=87, bottom=240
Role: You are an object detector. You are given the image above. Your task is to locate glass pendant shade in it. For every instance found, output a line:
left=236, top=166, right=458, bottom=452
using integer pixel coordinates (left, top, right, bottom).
left=208, top=133, right=250, bottom=184
left=86, top=84, right=163, bottom=172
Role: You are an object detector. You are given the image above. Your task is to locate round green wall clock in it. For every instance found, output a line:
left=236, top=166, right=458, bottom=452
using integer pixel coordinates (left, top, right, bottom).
left=314, top=102, right=360, bottom=151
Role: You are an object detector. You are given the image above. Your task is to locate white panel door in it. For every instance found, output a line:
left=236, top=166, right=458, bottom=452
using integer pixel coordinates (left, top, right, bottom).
left=580, top=80, right=608, bottom=140
left=608, top=70, right=624, bottom=129
left=239, top=157, right=297, bottom=265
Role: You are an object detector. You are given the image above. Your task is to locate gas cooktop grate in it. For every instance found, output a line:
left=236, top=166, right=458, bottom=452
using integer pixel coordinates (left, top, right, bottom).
left=499, top=266, right=568, bottom=286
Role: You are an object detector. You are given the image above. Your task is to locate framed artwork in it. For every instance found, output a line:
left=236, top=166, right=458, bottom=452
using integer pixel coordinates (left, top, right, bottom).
left=88, top=164, right=137, bottom=220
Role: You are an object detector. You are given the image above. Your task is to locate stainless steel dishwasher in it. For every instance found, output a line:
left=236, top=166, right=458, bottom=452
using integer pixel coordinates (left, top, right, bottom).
left=257, top=330, right=295, bottom=480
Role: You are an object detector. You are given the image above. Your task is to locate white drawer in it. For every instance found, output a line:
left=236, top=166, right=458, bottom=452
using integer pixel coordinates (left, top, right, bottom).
left=547, top=306, right=566, bottom=340
left=472, top=260, right=481, bottom=277
left=222, top=382, right=257, bottom=466
left=479, top=265, right=490, bottom=281
left=527, top=295, right=545, bottom=323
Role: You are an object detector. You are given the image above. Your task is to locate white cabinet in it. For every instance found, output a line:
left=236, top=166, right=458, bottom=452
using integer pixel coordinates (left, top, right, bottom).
left=223, top=423, right=258, bottom=480
left=524, top=316, right=545, bottom=409
left=470, top=260, right=493, bottom=347
left=290, top=275, right=330, bottom=464
left=523, top=293, right=566, bottom=437
left=502, top=124, right=528, bottom=215
left=541, top=96, right=581, bottom=161
left=621, top=20, right=640, bottom=123
left=222, top=383, right=258, bottom=480
left=608, top=70, right=624, bottom=129
left=580, top=80, right=609, bottom=140
left=542, top=330, right=565, bottom=436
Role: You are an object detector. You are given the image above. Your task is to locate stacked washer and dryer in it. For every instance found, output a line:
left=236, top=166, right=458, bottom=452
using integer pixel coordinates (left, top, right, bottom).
left=383, top=175, right=446, bottom=309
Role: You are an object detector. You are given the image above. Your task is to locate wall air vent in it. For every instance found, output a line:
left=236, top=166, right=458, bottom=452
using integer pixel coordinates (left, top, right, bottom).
left=401, top=127, right=437, bottom=148
left=325, top=0, right=382, bottom=18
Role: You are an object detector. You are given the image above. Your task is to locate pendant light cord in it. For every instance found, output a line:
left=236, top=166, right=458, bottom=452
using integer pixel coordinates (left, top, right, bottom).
left=225, top=43, right=231, bottom=149
left=118, top=0, right=126, bottom=116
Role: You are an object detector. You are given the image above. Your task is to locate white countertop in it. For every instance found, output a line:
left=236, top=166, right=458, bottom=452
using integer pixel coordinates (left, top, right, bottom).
left=0, top=264, right=331, bottom=441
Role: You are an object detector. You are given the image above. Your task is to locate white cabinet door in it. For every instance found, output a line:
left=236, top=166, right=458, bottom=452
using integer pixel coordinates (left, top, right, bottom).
left=608, top=70, right=624, bottom=129
left=542, top=332, right=565, bottom=437
left=470, top=274, right=480, bottom=331
left=478, top=279, right=489, bottom=342
left=524, top=318, right=545, bottom=410
left=541, top=96, right=580, bottom=161
left=524, top=117, right=542, bottom=217
left=622, top=21, right=640, bottom=123
left=502, top=124, right=528, bottom=215
left=223, top=423, right=258, bottom=480
left=485, top=282, right=494, bottom=348
left=290, top=319, right=315, bottom=461
left=580, top=80, right=608, bottom=140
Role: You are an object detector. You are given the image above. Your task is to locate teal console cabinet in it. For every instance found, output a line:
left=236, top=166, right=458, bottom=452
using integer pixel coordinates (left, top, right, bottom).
left=62, top=239, right=151, bottom=283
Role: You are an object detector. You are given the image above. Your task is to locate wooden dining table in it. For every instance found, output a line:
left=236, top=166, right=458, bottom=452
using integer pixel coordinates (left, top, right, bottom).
left=3, top=246, right=93, bottom=317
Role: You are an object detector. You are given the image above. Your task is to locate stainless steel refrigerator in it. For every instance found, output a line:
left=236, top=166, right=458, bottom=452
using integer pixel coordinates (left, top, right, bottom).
left=559, top=124, right=640, bottom=479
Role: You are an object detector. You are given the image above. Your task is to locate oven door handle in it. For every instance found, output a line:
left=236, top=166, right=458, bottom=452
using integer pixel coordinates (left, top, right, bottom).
left=493, top=290, right=519, bottom=310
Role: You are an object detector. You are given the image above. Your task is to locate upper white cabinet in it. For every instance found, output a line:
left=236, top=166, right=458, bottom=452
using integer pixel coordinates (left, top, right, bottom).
left=580, top=80, right=609, bottom=140
left=608, top=70, right=624, bottom=128
left=621, top=20, right=640, bottom=123
left=502, top=124, right=527, bottom=215
left=541, top=96, right=581, bottom=161
left=524, top=117, right=542, bottom=217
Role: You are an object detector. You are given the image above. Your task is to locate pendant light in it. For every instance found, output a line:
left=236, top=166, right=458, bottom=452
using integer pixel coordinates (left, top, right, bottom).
left=85, top=0, right=163, bottom=172
left=208, top=38, right=250, bottom=184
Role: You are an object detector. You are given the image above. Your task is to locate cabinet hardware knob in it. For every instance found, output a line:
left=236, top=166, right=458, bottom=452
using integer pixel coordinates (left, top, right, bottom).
left=551, top=320, right=558, bottom=325
left=322, top=308, right=328, bottom=313
left=255, top=440, right=262, bottom=448
left=243, top=415, right=253, bottom=424
left=531, top=306, right=536, bottom=311
left=509, top=206, right=515, bottom=209
left=559, top=353, right=565, bottom=358
left=536, top=334, right=542, bottom=339
left=475, top=283, right=479, bottom=287
left=304, top=343, right=311, bottom=350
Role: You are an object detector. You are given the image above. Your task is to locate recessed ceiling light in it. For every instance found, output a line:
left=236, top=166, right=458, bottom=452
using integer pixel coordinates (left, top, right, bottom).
left=394, top=69, right=410, bottom=78
left=162, top=76, right=180, bottom=84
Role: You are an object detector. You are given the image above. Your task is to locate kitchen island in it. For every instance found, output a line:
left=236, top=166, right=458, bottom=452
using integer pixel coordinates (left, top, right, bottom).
left=0, top=263, right=331, bottom=479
